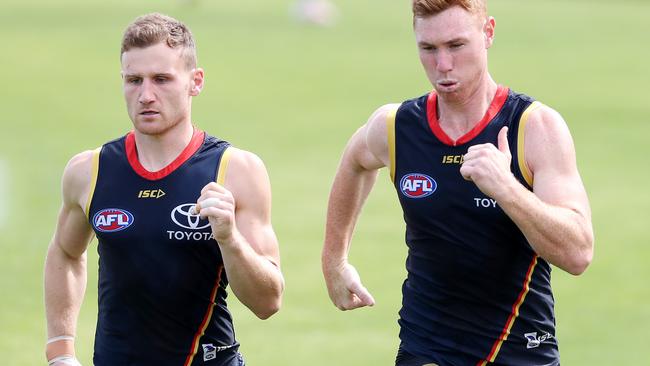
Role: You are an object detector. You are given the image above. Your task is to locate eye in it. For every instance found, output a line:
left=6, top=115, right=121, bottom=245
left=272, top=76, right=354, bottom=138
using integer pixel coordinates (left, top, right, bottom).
left=450, top=43, right=464, bottom=49
left=154, top=76, right=170, bottom=83
left=126, top=77, right=142, bottom=85
left=420, top=45, right=436, bottom=52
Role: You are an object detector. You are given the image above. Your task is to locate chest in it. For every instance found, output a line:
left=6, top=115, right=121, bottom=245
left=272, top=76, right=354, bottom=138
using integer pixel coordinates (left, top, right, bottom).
left=394, top=122, right=506, bottom=217
left=89, top=155, right=218, bottom=247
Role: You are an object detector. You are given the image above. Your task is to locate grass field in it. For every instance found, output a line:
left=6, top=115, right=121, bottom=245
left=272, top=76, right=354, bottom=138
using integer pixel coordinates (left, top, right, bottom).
left=1, top=0, right=649, bottom=364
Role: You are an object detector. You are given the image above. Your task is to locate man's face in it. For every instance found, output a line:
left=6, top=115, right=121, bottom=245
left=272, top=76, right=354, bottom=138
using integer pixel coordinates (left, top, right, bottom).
left=414, top=6, right=494, bottom=101
left=121, top=42, right=202, bottom=136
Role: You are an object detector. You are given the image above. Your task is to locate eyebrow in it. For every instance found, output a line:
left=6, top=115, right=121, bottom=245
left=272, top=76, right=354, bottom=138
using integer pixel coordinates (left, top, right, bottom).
left=445, top=37, right=466, bottom=44
left=123, top=72, right=174, bottom=78
left=418, top=37, right=467, bottom=47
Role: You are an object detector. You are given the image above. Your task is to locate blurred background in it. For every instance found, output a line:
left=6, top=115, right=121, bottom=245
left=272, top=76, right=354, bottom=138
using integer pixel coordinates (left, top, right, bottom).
left=1, top=0, right=649, bottom=364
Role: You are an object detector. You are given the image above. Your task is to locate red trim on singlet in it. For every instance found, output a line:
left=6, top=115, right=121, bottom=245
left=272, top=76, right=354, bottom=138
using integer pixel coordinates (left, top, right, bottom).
left=427, top=85, right=509, bottom=146
left=183, top=265, right=223, bottom=366
left=125, top=129, right=205, bottom=181
left=478, top=255, right=539, bottom=365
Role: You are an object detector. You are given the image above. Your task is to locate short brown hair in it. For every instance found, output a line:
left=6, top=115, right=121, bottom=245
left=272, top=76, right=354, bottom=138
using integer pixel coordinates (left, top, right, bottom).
left=412, top=0, right=487, bottom=19
left=120, top=13, right=197, bottom=69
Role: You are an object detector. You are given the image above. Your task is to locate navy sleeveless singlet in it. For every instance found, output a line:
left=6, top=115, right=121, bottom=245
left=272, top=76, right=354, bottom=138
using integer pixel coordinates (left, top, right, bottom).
left=389, top=86, right=559, bottom=366
left=86, top=129, right=241, bottom=366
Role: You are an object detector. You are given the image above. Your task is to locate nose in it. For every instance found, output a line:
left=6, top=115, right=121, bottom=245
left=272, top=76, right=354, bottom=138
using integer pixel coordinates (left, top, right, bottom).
left=138, top=79, right=155, bottom=105
left=436, top=50, right=453, bottom=73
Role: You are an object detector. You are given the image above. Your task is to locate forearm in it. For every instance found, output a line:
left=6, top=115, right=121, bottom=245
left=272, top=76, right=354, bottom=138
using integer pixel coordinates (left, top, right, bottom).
left=44, top=243, right=87, bottom=337
left=499, top=183, right=594, bottom=275
left=44, top=243, right=87, bottom=361
left=219, top=232, right=284, bottom=319
left=321, top=157, right=381, bottom=310
left=322, top=163, right=378, bottom=274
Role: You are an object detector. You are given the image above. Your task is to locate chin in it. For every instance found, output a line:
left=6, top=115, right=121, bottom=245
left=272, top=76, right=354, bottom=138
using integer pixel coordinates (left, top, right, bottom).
left=435, top=88, right=461, bottom=100
left=133, top=121, right=169, bottom=136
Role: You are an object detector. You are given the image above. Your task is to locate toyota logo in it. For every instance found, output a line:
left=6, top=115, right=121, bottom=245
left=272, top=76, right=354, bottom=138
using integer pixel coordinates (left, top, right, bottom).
left=171, top=203, right=210, bottom=230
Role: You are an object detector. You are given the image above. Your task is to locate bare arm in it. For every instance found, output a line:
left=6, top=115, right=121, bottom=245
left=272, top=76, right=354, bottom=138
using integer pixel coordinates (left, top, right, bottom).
left=460, top=106, right=594, bottom=275
left=322, top=104, right=397, bottom=310
left=196, top=148, right=283, bottom=319
left=44, top=151, right=95, bottom=361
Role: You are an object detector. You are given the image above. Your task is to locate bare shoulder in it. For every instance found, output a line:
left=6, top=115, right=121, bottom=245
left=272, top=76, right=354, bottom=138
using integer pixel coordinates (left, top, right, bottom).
left=359, top=103, right=401, bottom=167
left=365, top=103, right=401, bottom=143
left=223, top=147, right=271, bottom=204
left=525, top=104, right=577, bottom=173
left=527, top=104, right=570, bottom=135
left=61, top=150, right=96, bottom=208
left=225, top=147, right=268, bottom=179
left=523, top=103, right=591, bottom=221
left=50, top=149, right=97, bottom=257
left=367, top=103, right=400, bottom=125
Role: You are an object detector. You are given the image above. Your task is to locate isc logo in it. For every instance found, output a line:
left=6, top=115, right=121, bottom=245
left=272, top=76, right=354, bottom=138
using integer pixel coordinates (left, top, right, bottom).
left=138, top=189, right=165, bottom=199
left=442, top=155, right=464, bottom=164
left=93, top=208, right=134, bottom=232
left=400, top=173, right=437, bottom=198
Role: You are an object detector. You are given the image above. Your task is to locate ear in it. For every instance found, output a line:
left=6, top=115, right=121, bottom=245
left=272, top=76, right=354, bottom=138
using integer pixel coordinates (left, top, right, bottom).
left=484, top=16, right=496, bottom=49
left=189, top=68, right=205, bottom=96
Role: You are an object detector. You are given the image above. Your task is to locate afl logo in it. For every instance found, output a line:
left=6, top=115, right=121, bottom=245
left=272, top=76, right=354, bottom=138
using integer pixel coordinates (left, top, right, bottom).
left=400, top=173, right=437, bottom=199
left=93, top=208, right=134, bottom=232
left=171, top=203, right=210, bottom=230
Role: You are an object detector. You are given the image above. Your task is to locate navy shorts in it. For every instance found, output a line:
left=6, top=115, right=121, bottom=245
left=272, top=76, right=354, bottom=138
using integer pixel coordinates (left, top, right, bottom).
left=94, top=348, right=245, bottom=366
left=395, top=346, right=559, bottom=366
left=395, top=347, right=438, bottom=366
left=203, top=350, right=245, bottom=366
left=229, top=352, right=245, bottom=366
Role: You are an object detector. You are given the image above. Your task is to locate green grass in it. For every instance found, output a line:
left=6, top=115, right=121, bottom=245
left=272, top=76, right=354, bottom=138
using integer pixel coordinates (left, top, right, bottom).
left=1, top=0, right=648, bottom=364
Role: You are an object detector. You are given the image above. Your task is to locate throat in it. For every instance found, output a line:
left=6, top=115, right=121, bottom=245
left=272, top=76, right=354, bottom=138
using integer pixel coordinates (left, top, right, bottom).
left=427, top=85, right=509, bottom=146
left=125, top=128, right=205, bottom=180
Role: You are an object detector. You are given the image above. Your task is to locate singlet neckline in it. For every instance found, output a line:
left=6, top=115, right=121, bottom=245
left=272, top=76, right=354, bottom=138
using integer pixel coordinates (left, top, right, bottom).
left=125, top=129, right=205, bottom=181
left=426, top=85, right=509, bottom=146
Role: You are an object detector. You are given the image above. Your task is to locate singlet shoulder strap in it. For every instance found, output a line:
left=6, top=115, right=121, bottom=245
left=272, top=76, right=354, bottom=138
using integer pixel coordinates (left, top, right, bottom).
left=216, top=146, right=233, bottom=185
left=516, top=101, right=544, bottom=187
left=84, top=146, right=102, bottom=219
left=386, top=104, right=400, bottom=182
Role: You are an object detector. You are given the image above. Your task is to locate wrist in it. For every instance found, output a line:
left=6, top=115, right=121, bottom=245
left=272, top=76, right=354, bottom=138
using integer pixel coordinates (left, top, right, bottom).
left=46, top=335, right=75, bottom=363
left=492, top=173, right=522, bottom=204
left=215, top=229, right=243, bottom=252
left=48, top=355, right=81, bottom=366
left=322, top=256, right=347, bottom=277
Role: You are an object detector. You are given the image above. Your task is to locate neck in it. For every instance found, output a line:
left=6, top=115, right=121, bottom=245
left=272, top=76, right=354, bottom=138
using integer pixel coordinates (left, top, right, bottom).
left=133, top=121, right=195, bottom=172
left=437, top=75, right=498, bottom=141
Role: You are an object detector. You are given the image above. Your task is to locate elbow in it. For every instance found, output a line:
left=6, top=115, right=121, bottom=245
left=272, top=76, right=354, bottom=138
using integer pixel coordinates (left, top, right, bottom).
left=566, top=232, right=594, bottom=276
left=249, top=269, right=285, bottom=320
left=252, top=280, right=284, bottom=320
left=252, top=297, right=282, bottom=320
left=565, top=253, right=592, bottom=276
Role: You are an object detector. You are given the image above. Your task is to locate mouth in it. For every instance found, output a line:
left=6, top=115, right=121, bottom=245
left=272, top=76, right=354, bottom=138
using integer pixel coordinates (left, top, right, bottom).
left=437, top=80, right=458, bottom=89
left=139, top=110, right=159, bottom=116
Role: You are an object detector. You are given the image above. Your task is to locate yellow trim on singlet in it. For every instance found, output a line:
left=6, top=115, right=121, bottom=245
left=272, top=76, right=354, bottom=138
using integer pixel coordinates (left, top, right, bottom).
left=216, top=146, right=232, bottom=185
left=183, top=147, right=232, bottom=365
left=183, top=266, right=223, bottom=366
left=387, top=106, right=399, bottom=182
left=480, top=256, right=539, bottom=365
left=517, top=101, right=543, bottom=188
left=84, top=147, right=102, bottom=219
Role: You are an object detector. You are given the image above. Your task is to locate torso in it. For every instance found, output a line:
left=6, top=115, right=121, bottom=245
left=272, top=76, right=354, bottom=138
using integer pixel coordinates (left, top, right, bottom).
left=390, top=86, right=559, bottom=365
left=87, top=130, right=240, bottom=366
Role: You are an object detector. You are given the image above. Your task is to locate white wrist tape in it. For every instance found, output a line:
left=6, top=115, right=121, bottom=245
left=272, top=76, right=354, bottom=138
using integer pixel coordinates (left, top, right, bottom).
left=47, top=335, right=75, bottom=344
left=48, top=355, right=82, bottom=366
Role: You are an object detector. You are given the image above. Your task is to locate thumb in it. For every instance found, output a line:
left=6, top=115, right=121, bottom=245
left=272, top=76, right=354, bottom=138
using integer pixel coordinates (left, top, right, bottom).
left=497, top=126, right=510, bottom=155
left=349, top=280, right=376, bottom=306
